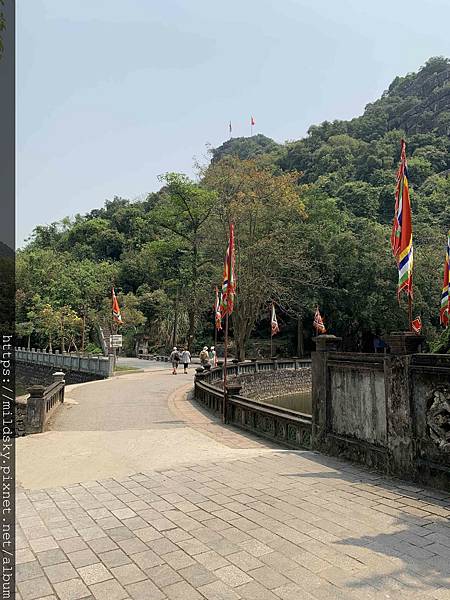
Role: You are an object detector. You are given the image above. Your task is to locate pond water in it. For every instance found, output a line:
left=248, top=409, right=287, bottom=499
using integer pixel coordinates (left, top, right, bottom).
left=262, top=390, right=312, bottom=415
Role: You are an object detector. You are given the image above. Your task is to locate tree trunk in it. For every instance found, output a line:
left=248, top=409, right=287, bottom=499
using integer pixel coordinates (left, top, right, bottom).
left=187, top=309, right=195, bottom=352
left=60, top=322, right=65, bottom=353
left=172, top=286, right=180, bottom=348
left=297, top=315, right=304, bottom=357
left=27, top=334, right=31, bottom=350
left=81, top=312, right=86, bottom=351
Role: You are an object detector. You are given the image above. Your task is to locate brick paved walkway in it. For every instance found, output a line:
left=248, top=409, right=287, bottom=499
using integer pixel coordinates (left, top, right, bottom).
left=16, top=366, right=450, bottom=600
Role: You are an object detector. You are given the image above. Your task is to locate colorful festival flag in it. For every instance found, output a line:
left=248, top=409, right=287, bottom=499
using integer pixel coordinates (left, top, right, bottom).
left=313, top=307, right=326, bottom=334
left=112, top=288, right=123, bottom=324
left=440, top=230, right=450, bottom=327
left=271, top=303, right=279, bottom=336
left=214, top=286, right=222, bottom=330
left=411, top=316, right=422, bottom=334
left=220, top=223, right=236, bottom=317
left=391, top=139, right=413, bottom=299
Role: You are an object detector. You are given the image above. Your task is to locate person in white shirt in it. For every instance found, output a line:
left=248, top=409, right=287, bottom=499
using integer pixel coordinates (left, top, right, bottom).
left=180, top=348, right=191, bottom=374
left=209, top=346, right=217, bottom=367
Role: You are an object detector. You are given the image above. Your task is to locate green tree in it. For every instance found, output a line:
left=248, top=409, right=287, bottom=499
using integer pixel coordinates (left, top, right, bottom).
left=150, top=173, right=218, bottom=348
left=204, top=156, right=307, bottom=359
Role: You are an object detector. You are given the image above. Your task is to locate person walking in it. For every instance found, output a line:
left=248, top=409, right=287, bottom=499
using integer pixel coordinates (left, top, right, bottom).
left=180, top=348, right=191, bottom=374
left=209, top=346, right=217, bottom=367
left=199, top=346, right=210, bottom=367
left=169, top=347, right=180, bottom=375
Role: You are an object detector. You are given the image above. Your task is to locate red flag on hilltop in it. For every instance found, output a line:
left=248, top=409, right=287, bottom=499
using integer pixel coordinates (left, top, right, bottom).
left=440, top=230, right=450, bottom=327
left=271, top=303, right=279, bottom=337
left=251, top=116, right=255, bottom=126
left=220, top=224, right=236, bottom=317
left=112, top=288, right=123, bottom=324
left=391, top=139, right=413, bottom=300
left=313, top=307, right=326, bottom=334
left=214, top=286, right=222, bottom=331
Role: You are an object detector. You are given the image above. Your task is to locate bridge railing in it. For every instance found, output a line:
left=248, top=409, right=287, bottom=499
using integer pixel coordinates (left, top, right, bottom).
left=15, top=347, right=113, bottom=378
left=198, top=358, right=311, bottom=382
left=25, top=372, right=66, bottom=434
left=194, top=358, right=312, bottom=450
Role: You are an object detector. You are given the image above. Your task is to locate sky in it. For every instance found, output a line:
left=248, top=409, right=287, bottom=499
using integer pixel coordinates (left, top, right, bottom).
left=17, top=0, right=450, bottom=247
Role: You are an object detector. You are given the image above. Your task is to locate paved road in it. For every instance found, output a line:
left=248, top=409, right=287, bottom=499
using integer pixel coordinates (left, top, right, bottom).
left=16, top=366, right=266, bottom=490
left=16, top=368, right=450, bottom=600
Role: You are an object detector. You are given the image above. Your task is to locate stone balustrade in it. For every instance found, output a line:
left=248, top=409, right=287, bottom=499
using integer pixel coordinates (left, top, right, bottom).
left=16, top=371, right=66, bottom=435
left=15, top=347, right=114, bottom=380
left=194, top=359, right=313, bottom=451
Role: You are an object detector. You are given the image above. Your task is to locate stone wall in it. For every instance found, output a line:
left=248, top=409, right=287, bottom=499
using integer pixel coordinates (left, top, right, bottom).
left=226, top=369, right=311, bottom=402
left=329, top=358, right=386, bottom=446
left=16, top=361, right=107, bottom=389
left=311, top=336, right=450, bottom=491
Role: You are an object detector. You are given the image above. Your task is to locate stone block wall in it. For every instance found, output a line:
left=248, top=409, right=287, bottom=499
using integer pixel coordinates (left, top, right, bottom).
left=228, top=369, right=311, bottom=402
left=16, top=362, right=107, bottom=390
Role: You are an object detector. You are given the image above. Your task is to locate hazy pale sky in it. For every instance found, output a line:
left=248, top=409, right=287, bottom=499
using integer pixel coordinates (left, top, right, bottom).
left=17, top=0, right=450, bottom=246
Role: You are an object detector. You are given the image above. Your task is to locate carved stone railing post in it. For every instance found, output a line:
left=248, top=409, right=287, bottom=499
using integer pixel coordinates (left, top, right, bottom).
left=384, top=353, right=416, bottom=478
left=225, top=382, right=242, bottom=424
left=26, top=385, right=46, bottom=434
left=53, top=372, right=66, bottom=403
left=311, top=335, right=342, bottom=451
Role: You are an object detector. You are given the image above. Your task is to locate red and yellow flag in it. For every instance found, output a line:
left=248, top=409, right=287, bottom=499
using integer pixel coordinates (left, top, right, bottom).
left=214, top=286, right=222, bottom=330
left=220, top=223, right=236, bottom=317
left=112, top=288, right=123, bottom=324
left=391, top=139, right=413, bottom=299
left=271, top=303, right=279, bottom=336
left=313, top=307, right=326, bottom=334
left=440, top=230, right=450, bottom=327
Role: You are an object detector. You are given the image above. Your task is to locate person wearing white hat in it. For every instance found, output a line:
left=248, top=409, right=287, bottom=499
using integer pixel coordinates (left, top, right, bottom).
left=209, top=346, right=217, bottom=367
left=199, top=346, right=210, bottom=367
left=169, top=347, right=180, bottom=374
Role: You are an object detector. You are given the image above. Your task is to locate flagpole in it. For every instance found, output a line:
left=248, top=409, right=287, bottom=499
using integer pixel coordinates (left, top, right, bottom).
left=408, top=296, right=413, bottom=332
left=214, top=305, right=218, bottom=350
left=270, top=303, right=273, bottom=358
left=111, top=287, right=117, bottom=370
left=222, top=313, right=229, bottom=424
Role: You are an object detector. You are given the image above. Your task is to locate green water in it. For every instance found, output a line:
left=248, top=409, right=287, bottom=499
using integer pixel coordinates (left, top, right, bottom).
left=263, top=391, right=312, bottom=415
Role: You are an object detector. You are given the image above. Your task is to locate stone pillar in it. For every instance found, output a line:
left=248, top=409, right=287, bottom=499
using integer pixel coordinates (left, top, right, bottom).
left=194, top=368, right=206, bottom=380
left=225, top=382, right=242, bottom=424
left=384, top=331, right=425, bottom=355
left=26, top=385, right=46, bottom=434
left=384, top=354, right=416, bottom=478
left=53, top=371, right=65, bottom=384
left=53, top=372, right=66, bottom=403
left=311, top=335, right=342, bottom=451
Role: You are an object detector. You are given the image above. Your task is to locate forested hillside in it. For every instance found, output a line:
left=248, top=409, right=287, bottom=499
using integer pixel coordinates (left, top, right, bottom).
left=17, top=57, right=450, bottom=357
